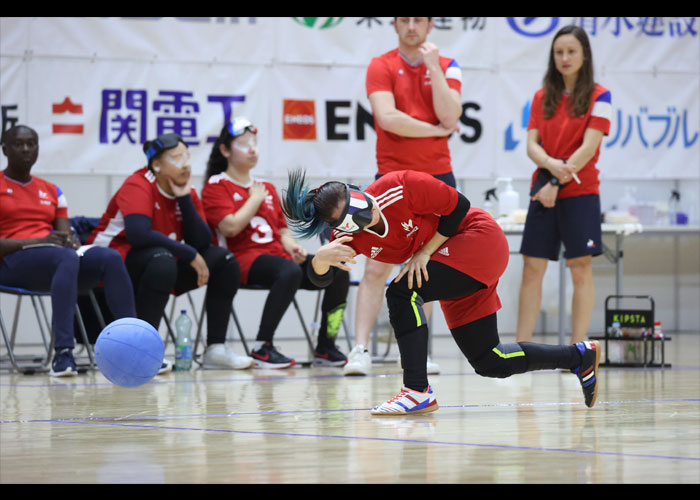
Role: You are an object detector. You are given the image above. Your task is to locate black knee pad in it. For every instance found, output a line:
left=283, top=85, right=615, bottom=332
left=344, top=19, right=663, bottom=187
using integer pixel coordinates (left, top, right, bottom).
left=279, top=261, right=303, bottom=287
left=385, top=282, right=428, bottom=338
left=217, top=251, right=241, bottom=282
left=471, top=342, right=528, bottom=379
left=142, top=250, right=177, bottom=292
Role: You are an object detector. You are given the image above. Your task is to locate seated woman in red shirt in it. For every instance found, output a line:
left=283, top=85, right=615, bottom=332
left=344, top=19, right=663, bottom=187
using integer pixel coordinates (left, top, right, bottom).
left=87, top=132, right=253, bottom=370
left=202, top=118, right=349, bottom=369
left=0, top=125, right=136, bottom=377
left=283, top=169, right=601, bottom=415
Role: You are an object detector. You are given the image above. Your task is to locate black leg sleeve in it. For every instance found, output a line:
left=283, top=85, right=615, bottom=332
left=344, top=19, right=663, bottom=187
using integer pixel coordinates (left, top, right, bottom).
left=125, top=246, right=178, bottom=330
left=451, top=313, right=581, bottom=378
left=199, top=246, right=240, bottom=345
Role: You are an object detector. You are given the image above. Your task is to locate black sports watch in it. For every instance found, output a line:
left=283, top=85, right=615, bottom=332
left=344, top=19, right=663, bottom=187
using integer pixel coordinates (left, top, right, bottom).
left=549, top=176, right=560, bottom=186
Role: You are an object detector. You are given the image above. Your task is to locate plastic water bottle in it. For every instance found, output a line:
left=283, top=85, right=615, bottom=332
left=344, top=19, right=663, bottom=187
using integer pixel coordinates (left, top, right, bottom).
left=653, top=320, right=664, bottom=364
left=175, top=310, right=193, bottom=371
left=495, top=177, right=520, bottom=219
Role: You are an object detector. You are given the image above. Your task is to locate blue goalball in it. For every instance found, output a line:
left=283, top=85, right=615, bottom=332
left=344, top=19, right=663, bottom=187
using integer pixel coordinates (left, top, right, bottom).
left=95, top=317, right=164, bottom=388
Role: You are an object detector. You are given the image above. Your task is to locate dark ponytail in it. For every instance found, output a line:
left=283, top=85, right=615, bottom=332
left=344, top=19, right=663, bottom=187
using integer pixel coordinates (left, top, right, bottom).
left=282, top=169, right=346, bottom=239
left=204, top=125, right=231, bottom=183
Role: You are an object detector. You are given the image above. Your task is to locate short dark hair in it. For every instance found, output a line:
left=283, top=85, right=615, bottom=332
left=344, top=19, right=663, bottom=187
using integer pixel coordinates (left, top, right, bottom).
left=1, top=124, right=37, bottom=146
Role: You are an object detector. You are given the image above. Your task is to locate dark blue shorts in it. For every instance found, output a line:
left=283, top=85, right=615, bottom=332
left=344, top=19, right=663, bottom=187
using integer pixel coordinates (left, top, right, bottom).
left=520, top=194, right=602, bottom=261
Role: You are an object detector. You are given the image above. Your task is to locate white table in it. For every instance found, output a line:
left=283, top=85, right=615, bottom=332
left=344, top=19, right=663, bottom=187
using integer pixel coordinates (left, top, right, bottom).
left=499, top=221, right=700, bottom=344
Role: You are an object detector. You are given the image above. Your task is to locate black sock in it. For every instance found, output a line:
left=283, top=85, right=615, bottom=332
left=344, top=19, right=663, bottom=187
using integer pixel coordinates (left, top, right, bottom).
left=519, top=342, right=581, bottom=372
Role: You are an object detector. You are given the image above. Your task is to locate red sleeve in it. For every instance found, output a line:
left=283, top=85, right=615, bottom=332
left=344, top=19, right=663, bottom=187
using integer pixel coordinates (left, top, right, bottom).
left=587, top=86, right=612, bottom=136
left=527, top=90, right=544, bottom=131
left=402, top=171, right=458, bottom=216
left=202, top=180, right=237, bottom=229
left=53, top=184, right=68, bottom=220
left=441, top=57, right=462, bottom=94
left=115, top=176, right=155, bottom=218
left=366, top=56, right=393, bottom=96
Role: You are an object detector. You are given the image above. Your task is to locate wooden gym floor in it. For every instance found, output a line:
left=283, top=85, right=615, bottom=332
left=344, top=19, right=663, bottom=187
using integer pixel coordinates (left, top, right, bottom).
left=1, top=332, right=698, bottom=484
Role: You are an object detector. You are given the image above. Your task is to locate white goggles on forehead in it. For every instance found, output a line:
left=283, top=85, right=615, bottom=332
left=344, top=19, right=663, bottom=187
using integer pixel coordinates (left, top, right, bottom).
left=331, top=185, right=374, bottom=233
left=228, top=117, right=258, bottom=138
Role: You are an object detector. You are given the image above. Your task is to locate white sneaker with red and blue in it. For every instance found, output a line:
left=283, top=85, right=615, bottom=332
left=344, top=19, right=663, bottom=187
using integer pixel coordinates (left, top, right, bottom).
left=370, top=385, right=439, bottom=415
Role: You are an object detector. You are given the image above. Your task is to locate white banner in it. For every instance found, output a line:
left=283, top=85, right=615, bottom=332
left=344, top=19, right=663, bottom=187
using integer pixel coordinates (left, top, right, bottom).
left=3, top=56, right=268, bottom=176
left=1, top=16, right=698, bottom=180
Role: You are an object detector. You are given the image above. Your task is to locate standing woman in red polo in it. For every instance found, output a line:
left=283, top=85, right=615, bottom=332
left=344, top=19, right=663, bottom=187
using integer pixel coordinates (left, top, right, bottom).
left=516, top=25, right=612, bottom=345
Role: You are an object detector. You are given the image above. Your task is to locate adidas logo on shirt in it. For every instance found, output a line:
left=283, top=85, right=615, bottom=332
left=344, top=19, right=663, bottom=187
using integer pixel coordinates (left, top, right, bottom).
left=371, top=246, right=383, bottom=259
left=438, top=247, right=450, bottom=257
left=401, top=219, right=419, bottom=237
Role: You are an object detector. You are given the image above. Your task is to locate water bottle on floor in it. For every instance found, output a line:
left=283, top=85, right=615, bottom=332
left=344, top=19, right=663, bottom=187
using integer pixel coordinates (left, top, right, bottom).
left=175, top=310, right=193, bottom=371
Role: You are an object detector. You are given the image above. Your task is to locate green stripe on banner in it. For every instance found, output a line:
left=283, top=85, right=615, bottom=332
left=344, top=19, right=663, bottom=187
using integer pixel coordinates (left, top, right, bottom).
left=410, top=291, right=422, bottom=328
left=493, top=347, right=525, bottom=359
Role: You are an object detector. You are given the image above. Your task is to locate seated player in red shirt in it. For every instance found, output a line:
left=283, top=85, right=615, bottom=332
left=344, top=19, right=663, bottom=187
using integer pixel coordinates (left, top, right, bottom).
left=0, top=125, right=137, bottom=376
left=282, top=169, right=601, bottom=415
left=87, top=132, right=253, bottom=370
left=201, top=118, right=350, bottom=368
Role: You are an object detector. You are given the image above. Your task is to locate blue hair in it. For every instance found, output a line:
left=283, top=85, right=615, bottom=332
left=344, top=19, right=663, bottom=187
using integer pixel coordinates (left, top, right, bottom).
left=282, top=169, right=331, bottom=239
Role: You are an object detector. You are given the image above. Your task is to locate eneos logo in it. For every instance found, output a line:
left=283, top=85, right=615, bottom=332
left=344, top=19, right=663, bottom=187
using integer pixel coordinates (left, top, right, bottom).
left=283, top=99, right=317, bottom=140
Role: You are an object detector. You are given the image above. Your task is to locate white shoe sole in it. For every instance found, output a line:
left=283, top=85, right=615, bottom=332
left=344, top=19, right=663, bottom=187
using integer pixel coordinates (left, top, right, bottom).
left=49, top=367, right=77, bottom=377
left=253, top=359, right=295, bottom=369
left=201, top=360, right=255, bottom=370
left=343, top=364, right=369, bottom=376
left=371, top=402, right=439, bottom=416
left=313, top=357, right=348, bottom=367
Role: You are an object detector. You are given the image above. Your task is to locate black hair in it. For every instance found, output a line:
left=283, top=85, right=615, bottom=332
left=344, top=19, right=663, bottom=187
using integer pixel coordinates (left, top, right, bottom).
left=204, top=122, right=258, bottom=184
left=1, top=124, right=37, bottom=146
left=204, top=125, right=234, bottom=183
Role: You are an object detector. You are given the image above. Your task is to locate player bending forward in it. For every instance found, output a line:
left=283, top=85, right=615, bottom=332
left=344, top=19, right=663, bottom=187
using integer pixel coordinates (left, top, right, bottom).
left=282, top=169, right=601, bottom=415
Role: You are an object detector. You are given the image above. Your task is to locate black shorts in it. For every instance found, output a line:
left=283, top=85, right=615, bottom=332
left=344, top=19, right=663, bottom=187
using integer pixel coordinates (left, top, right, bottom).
left=520, top=194, right=602, bottom=261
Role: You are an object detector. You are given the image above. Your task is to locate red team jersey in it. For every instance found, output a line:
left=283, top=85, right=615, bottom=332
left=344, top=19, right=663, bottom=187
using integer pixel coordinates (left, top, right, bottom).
left=331, top=171, right=509, bottom=329
left=86, top=167, right=207, bottom=260
left=201, top=173, right=291, bottom=284
left=527, top=84, right=612, bottom=199
left=0, top=172, right=68, bottom=240
left=366, top=48, right=462, bottom=176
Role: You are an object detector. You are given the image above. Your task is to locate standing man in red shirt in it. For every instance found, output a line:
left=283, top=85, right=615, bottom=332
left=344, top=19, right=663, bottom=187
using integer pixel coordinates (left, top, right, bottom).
left=345, top=17, right=462, bottom=376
